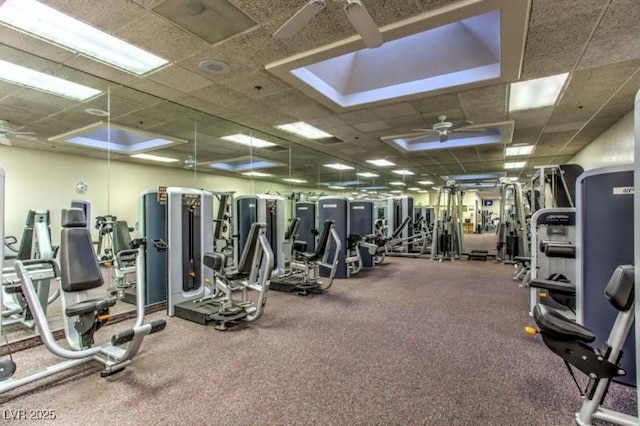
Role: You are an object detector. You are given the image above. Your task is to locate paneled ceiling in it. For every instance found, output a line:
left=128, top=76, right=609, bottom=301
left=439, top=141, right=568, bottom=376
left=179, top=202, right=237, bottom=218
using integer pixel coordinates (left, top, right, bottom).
left=0, top=0, right=638, bottom=195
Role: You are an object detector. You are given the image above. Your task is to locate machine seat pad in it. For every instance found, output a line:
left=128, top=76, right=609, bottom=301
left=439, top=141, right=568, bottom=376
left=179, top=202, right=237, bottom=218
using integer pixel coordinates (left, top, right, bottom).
left=4, top=284, right=23, bottom=294
left=530, top=279, right=575, bottom=294
left=298, top=251, right=320, bottom=261
left=514, top=256, right=530, bottom=263
left=223, top=268, right=249, bottom=281
left=533, top=304, right=595, bottom=343
left=293, top=241, right=307, bottom=253
left=66, top=298, right=116, bottom=317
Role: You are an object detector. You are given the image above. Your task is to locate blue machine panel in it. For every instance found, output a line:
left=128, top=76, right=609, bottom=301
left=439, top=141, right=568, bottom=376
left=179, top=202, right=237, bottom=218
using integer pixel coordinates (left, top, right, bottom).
left=143, top=191, right=167, bottom=304
left=578, top=167, right=635, bottom=386
left=236, top=197, right=257, bottom=259
left=295, top=202, right=316, bottom=252
left=318, top=197, right=348, bottom=279
left=350, top=201, right=374, bottom=268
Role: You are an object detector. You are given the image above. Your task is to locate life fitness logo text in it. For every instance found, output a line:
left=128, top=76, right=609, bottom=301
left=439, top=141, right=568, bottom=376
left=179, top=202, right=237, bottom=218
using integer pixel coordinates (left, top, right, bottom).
left=612, top=187, right=634, bottom=195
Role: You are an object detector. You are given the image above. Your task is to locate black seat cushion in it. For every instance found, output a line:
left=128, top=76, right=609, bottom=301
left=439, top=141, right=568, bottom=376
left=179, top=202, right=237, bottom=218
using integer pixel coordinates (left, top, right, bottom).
left=533, top=304, right=595, bottom=343
left=293, top=241, right=307, bottom=252
left=66, top=298, right=116, bottom=317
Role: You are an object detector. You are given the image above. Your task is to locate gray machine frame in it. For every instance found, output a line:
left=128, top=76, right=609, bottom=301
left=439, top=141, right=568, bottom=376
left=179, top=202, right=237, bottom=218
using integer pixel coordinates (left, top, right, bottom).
left=431, top=184, right=464, bottom=261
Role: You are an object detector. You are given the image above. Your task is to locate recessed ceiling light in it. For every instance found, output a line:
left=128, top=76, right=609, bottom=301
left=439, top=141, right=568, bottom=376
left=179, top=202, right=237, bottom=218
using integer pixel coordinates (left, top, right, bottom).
left=367, top=159, right=395, bottom=167
left=504, top=161, right=526, bottom=169
left=221, top=134, right=276, bottom=148
left=243, top=171, right=272, bottom=177
left=84, top=108, right=109, bottom=117
left=509, top=73, right=569, bottom=112
left=393, top=169, right=414, bottom=175
left=357, top=172, right=379, bottom=178
left=199, top=60, right=231, bottom=75
left=407, top=187, right=420, bottom=191
left=276, top=121, right=332, bottom=139
left=0, top=59, right=101, bottom=101
left=417, top=190, right=428, bottom=193
left=390, top=190, right=403, bottom=193
left=283, top=178, right=307, bottom=183
left=505, top=145, right=534, bottom=156
left=389, top=181, right=406, bottom=186
left=324, top=163, right=354, bottom=170
left=328, top=185, right=346, bottom=190
left=0, top=0, right=168, bottom=75
left=418, top=180, right=433, bottom=185
left=130, top=153, right=179, bottom=163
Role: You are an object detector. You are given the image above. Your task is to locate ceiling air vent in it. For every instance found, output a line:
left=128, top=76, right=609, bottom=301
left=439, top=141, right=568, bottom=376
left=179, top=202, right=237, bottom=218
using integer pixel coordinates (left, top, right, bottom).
left=153, top=0, right=256, bottom=44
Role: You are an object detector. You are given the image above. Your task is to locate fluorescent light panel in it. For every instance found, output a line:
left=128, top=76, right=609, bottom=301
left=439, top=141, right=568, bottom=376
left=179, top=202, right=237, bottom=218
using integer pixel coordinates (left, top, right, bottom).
left=130, top=153, right=178, bottom=163
left=283, top=178, right=307, bottom=183
left=324, top=163, right=354, bottom=170
left=221, top=134, right=276, bottom=148
left=243, top=171, right=272, bottom=177
left=276, top=122, right=332, bottom=139
left=407, top=187, right=420, bottom=191
left=393, top=169, right=414, bottom=176
left=0, top=0, right=168, bottom=75
left=367, top=159, right=395, bottom=167
left=357, top=172, right=379, bottom=178
left=328, top=185, right=346, bottom=190
left=504, top=161, right=526, bottom=169
left=389, top=181, right=406, bottom=186
left=418, top=180, right=434, bottom=185
left=505, top=145, right=534, bottom=156
left=0, top=59, right=101, bottom=101
left=509, top=73, right=569, bottom=112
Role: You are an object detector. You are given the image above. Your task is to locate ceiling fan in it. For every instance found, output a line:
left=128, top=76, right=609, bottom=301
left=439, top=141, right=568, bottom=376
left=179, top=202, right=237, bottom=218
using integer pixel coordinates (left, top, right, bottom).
left=273, top=0, right=383, bottom=49
left=0, top=120, right=37, bottom=146
left=409, top=115, right=481, bottom=143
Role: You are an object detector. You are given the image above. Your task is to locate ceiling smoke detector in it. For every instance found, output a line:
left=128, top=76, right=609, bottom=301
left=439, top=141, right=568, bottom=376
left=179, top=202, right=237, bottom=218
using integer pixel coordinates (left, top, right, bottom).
left=199, top=60, right=231, bottom=75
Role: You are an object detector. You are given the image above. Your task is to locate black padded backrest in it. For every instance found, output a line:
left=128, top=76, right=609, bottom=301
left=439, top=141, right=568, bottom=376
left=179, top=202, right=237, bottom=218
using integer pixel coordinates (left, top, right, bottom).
left=60, top=208, right=103, bottom=292
left=391, top=216, right=411, bottom=238
left=314, top=220, right=334, bottom=256
left=285, top=217, right=300, bottom=241
left=604, top=265, right=635, bottom=312
left=112, top=221, right=132, bottom=253
left=237, top=222, right=262, bottom=274
left=17, top=227, right=33, bottom=261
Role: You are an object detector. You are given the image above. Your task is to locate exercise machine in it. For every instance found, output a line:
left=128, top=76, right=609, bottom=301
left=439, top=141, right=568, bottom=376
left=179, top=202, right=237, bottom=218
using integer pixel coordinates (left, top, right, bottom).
left=236, top=195, right=285, bottom=277
left=533, top=265, right=636, bottom=426
left=0, top=208, right=165, bottom=393
left=496, top=182, right=529, bottom=263
left=295, top=201, right=317, bottom=252
left=212, top=191, right=234, bottom=254
left=431, top=183, right=464, bottom=261
left=269, top=219, right=341, bottom=295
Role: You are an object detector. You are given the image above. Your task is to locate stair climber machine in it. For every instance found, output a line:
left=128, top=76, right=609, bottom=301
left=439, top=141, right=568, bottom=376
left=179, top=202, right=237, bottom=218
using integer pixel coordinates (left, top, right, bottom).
left=268, top=199, right=341, bottom=295
left=431, top=183, right=465, bottom=261
left=1, top=207, right=166, bottom=393
left=164, top=190, right=274, bottom=330
left=2, top=210, right=60, bottom=331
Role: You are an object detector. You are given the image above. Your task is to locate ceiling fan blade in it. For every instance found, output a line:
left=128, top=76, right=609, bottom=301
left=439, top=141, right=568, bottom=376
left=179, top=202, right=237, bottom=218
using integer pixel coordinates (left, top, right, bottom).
left=15, top=134, right=38, bottom=141
left=344, top=0, right=383, bottom=49
left=439, top=133, right=448, bottom=143
left=453, top=128, right=486, bottom=133
left=0, top=136, right=11, bottom=147
left=411, top=128, right=437, bottom=133
left=450, top=120, right=474, bottom=130
left=273, top=0, right=326, bottom=40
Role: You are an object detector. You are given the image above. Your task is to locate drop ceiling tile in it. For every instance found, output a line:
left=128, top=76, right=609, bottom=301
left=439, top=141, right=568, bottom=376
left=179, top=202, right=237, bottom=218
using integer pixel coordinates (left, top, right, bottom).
left=589, top=0, right=640, bottom=43
left=411, top=94, right=461, bottom=114
left=560, top=59, right=640, bottom=106
left=307, top=116, right=349, bottom=130
left=147, top=65, right=215, bottom=93
left=525, top=11, right=600, bottom=58
left=385, top=115, right=427, bottom=130
left=219, top=71, right=288, bottom=99
left=125, top=77, right=185, bottom=101
left=529, top=0, right=608, bottom=26
left=543, top=121, right=587, bottom=134
left=416, top=0, right=462, bottom=12
left=420, top=109, right=466, bottom=124
left=115, top=13, right=210, bottom=63
left=578, top=33, right=640, bottom=69
left=0, top=26, right=78, bottom=64
left=458, top=84, right=507, bottom=107
left=63, top=56, right=135, bottom=85
left=353, top=120, right=391, bottom=133
left=366, top=102, right=420, bottom=120
left=221, top=28, right=295, bottom=69
left=40, top=0, right=145, bottom=33
left=521, top=49, right=580, bottom=80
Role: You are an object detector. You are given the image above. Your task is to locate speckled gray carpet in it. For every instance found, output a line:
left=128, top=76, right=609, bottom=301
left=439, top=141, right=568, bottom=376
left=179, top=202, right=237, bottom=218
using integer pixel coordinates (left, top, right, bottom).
left=0, top=256, right=636, bottom=425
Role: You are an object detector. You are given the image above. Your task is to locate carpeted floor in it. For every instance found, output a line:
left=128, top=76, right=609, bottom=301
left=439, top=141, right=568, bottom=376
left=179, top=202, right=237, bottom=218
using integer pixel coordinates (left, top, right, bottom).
left=0, top=256, right=636, bottom=425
